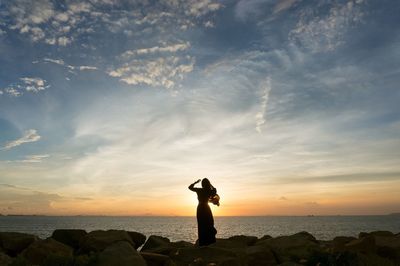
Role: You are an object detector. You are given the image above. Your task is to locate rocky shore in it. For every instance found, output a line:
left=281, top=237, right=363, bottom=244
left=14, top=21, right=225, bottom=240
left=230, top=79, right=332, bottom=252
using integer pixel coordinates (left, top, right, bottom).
left=0, top=230, right=399, bottom=266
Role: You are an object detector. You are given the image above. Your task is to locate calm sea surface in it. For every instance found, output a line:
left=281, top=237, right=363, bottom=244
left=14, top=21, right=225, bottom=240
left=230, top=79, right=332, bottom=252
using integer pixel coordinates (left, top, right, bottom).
left=0, top=216, right=399, bottom=243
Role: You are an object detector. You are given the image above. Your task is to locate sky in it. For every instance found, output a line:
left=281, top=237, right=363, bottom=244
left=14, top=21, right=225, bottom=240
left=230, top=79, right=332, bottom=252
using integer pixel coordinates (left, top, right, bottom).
left=0, top=0, right=399, bottom=216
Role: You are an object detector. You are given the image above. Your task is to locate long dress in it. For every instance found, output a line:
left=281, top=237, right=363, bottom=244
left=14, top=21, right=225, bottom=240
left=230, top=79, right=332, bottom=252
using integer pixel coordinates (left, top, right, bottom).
left=193, top=188, right=217, bottom=246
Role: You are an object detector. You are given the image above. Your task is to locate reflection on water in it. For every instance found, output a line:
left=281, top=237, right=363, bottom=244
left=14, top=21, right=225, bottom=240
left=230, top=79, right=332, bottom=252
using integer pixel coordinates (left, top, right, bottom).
left=0, top=215, right=399, bottom=242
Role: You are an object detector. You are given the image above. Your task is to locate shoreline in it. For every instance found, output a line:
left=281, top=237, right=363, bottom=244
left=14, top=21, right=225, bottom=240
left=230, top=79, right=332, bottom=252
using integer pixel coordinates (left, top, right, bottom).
left=1, top=229, right=399, bottom=265
left=1, top=213, right=399, bottom=217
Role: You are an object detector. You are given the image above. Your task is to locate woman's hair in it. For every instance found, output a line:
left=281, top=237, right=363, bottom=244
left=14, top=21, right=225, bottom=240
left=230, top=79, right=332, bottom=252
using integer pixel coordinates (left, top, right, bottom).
left=201, top=178, right=211, bottom=189
left=202, top=178, right=217, bottom=197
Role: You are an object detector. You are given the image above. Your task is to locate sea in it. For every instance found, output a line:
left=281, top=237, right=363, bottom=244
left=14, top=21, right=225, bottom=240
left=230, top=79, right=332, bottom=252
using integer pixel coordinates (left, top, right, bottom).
left=0, top=215, right=399, bottom=243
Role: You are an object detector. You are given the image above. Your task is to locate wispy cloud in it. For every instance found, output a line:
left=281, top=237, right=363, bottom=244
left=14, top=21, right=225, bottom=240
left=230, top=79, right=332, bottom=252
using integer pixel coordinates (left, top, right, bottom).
left=273, top=0, right=299, bottom=14
left=20, top=77, right=48, bottom=92
left=0, top=183, right=62, bottom=215
left=1, top=77, right=49, bottom=96
left=3, top=87, right=22, bottom=97
left=255, top=77, right=271, bottom=133
left=2, top=129, right=41, bottom=150
left=79, top=66, right=97, bottom=71
left=2, top=0, right=221, bottom=46
left=42, top=58, right=97, bottom=72
left=121, top=42, right=190, bottom=58
left=289, top=0, right=366, bottom=52
left=19, top=154, right=50, bottom=163
left=109, top=56, right=195, bottom=89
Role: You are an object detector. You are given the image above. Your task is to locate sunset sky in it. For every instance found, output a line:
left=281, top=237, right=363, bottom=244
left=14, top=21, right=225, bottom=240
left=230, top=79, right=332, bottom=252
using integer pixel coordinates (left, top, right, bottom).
left=0, top=0, right=399, bottom=216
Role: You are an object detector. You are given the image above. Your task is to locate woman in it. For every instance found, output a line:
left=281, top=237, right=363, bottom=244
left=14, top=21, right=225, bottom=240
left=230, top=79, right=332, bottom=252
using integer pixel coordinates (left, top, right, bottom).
left=188, top=178, right=219, bottom=246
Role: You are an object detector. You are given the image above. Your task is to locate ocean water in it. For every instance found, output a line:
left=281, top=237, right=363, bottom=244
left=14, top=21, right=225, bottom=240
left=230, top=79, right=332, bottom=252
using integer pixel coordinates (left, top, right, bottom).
left=0, top=215, right=399, bottom=243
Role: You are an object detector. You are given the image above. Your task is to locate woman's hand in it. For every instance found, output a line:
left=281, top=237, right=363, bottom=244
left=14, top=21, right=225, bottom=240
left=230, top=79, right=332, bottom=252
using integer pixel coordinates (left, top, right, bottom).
left=195, top=179, right=201, bottom=183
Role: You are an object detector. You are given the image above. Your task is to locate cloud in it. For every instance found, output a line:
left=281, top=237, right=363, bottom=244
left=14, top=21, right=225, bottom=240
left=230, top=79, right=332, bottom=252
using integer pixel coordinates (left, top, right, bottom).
left=121, top=42, right=190, bottom=58
left=2, top=0, right=222, bottom=47
left=184, top=0, right=222, bottom=17
left=234, top=0, right=269, bottom=21
left=57, top=36, right=71, bottom=46
left=20, top=77, right=48, bottom=92
left=273, top=0, right=298, bottom=14
left=79, top=66, right=98, bottom=71
left=2, top=154, right=50, bottom=163
left=3, top=88, right=22, bottom=97
left=0, top=183, right=62, bottom=215
left=43, top=58, right=65, bottom=65
left=109, top=56, right=195, bottom=89
left=272, top=172, right=400, bottom=185
left=6, top=0, right=54, bottom=41
left=2, top=129, right=41, bottom=150
left=19, top=154, right=50, bottom=163
left=42, top=58, right=97, bottom=72
left=289, top=0, right=366, bottom=52
left=255, top=77, right=271, bottom=133
left=0, top=77, right=48, bottom=96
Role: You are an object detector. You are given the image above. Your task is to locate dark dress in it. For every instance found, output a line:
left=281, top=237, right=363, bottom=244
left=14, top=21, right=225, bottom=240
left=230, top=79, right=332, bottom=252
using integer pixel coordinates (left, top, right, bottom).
left=189, top=186, right=217, bottom=246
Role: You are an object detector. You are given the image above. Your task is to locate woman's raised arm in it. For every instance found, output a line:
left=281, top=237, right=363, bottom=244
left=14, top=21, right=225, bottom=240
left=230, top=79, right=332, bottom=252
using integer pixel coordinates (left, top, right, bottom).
left=188, top=179, right=201, bottom=191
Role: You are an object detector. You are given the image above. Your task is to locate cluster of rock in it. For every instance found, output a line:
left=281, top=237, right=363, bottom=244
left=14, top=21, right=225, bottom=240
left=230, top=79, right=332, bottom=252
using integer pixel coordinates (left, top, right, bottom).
left=0, top=229, right=399, bottom=265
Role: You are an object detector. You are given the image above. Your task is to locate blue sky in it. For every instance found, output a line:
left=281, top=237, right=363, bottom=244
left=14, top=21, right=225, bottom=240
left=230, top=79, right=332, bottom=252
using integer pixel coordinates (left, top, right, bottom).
left=0, top=0, right=399, bottom=215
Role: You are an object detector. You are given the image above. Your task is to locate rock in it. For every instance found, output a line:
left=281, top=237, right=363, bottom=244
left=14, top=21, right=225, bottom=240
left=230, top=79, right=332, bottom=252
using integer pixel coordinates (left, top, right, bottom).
left=255, top=232, right=320, bottom=264
left=374, top=235, right=400, bottom=261
left=51, top=229, right=87, bottom=250
left=228, top=235, right=258, bottom=246
left=127, top=231, right=146, bottom=249
left=245, top=244, right=278, bottom=266
left=276, top=262, right=303, bottom=266
left=0, top=252, right=13, bottom=266
left=79, top=229, right=135, bottom=253
left=97, top=241, right=146, bottom=266
left=141, top=251, right=176, bottom=266
left=258, top=235, right=272, bottom=241
left=332, top=236, right=357, bottom=252
left=171, top=246, right=245, bottom=266
left=141, top=235, right=193, bottom=255
left=335, top=251, right=396, bottom=266
left=211, top=238, right=249, bottom=249
left=344, top=235, right=376, bottom=253
left=142, top=235, right=171, bottom=252
left=0, top=232, right=38, bottom=256
left=22, top=238, right=73, bottom=265
left=359, top=231, right=395, bottom=238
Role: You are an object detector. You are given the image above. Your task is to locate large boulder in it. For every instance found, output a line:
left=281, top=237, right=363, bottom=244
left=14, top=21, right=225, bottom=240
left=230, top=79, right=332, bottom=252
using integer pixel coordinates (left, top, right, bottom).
left=332, top=236, right=357, bottom=252
left=0, top=232, right=38, bottom=256
left=344, top=235, right=376, bottom=254
left=141, top=251, right=176, bottom=266
left=245, top=244, right=278, bottom=266
left=79, top=229, right=134, bottom=253
left=142, top=235, right=171, bottom=251
left=211, top=238, right=249, bottom=249
left=22, top=238, right=73, bottom=265
left=142, top=235, right=193, bottom=255
left=0, top=252, right=13, bottom=266
left=374, top=234, right=400, bottom=261
left=170, top=246, right=245, bottom=266
left=335, top=251, right=396, bottom=266
left=255, top=231, right=321, bottom=264
left=127, top=231, right=146, bottom=249
left=97, top=241, right=146, bottom=266
left=228, top=235, right=258, bottom=246
left=51, top=229, right=87, bottom=250
left=359, top=231, right=394, bottom=238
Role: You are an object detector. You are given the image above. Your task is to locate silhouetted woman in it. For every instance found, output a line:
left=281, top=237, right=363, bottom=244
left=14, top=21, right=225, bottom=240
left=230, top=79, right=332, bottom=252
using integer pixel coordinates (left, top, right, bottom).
left=188, top=178, right=219, bottom=246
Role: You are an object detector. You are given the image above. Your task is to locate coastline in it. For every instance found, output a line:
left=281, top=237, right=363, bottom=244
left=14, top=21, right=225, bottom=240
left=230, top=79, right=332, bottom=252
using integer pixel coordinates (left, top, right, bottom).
left=1, top=229, right=399, bottom=266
